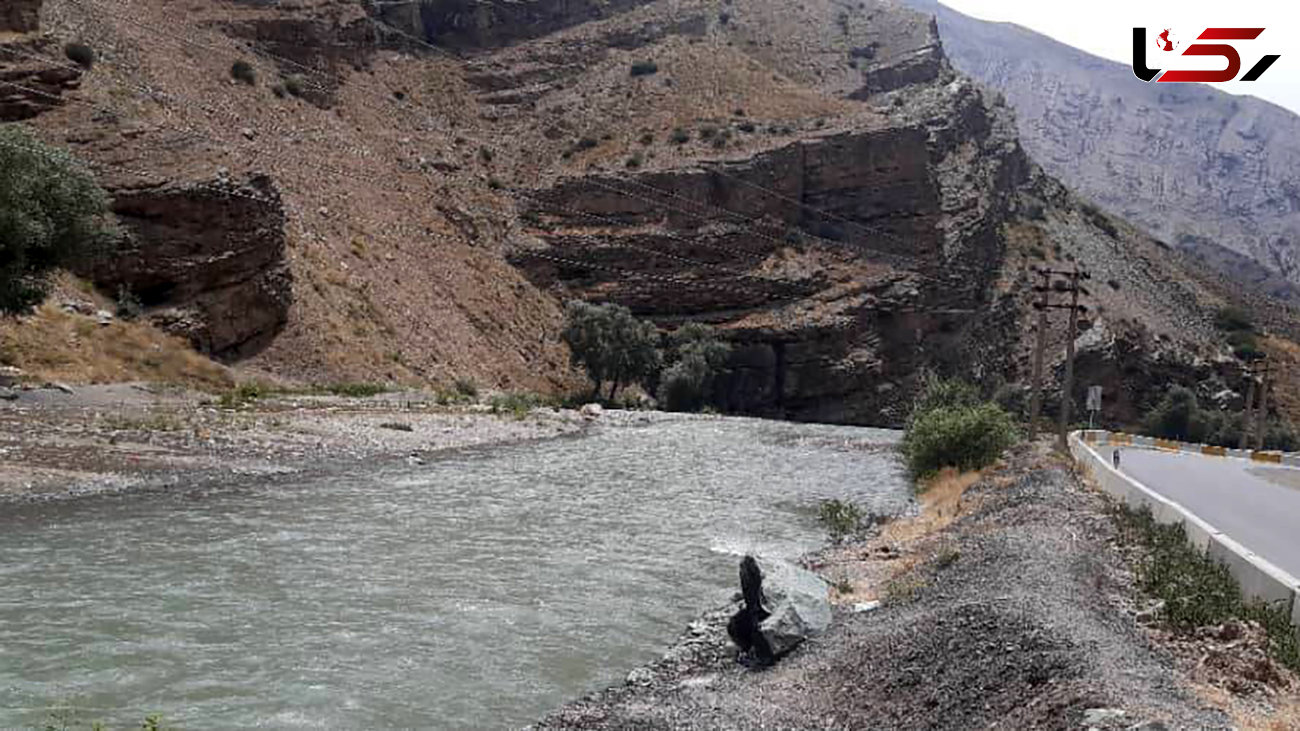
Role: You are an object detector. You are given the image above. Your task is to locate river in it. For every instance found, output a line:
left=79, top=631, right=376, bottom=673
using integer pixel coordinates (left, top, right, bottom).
left=0, top=416, right=910, bottom=729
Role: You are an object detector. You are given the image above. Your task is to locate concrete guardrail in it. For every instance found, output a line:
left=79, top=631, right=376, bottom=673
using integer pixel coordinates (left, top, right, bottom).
left=1070, top=430, right=1300, bottom=630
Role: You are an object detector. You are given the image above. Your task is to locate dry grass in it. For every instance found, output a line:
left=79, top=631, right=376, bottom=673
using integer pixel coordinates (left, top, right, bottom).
left=822, top=467, right=987, bottom=604
left=0, top=303, right=232, bottom=389
left=1261, top=335, right=1300, bottom=426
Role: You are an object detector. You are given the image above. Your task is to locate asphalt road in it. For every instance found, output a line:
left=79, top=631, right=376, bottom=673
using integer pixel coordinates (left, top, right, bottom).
left=1117, top=448, right=1300, bottom=579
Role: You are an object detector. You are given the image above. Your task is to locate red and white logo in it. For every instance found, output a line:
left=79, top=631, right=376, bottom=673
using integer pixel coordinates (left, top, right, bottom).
left=1132, top=27, right=1280, bottom=83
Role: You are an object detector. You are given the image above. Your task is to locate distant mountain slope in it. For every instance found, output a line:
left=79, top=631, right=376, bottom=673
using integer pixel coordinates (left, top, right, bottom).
left=904, top=0, right=1300, bottom=302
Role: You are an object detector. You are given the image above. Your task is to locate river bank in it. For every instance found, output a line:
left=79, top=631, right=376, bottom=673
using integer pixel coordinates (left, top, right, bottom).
left=534, top=442, right=1300, bottom=730
left=0, top=382, right=622, bottom=503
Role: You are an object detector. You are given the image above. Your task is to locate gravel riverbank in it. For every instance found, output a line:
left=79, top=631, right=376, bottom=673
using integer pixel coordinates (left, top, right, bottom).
left=0, top=383, right=657, bottom=503
left=534, top=443, right=1297, bottom=730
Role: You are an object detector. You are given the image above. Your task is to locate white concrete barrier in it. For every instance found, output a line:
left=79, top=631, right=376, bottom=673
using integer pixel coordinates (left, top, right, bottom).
left=1070, top=432, right=1300, bottom=626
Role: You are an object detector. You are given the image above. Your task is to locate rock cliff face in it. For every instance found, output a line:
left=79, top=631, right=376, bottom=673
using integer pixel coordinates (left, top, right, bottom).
left=0, top=37, right=82, bottom=122
left=904, top=0, right=1300, bottom=303
left=86, top=176, right=292, bottom=359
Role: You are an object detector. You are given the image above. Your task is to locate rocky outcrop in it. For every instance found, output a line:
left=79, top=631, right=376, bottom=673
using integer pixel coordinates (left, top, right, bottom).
left=79, top=175, right=292, bottom=359
left=372, top=0, right=658, bottom=50
left=0, top=40, right=82, bottom=122
left=217, top=9, right=376, bottom=109
left=0, top=0, right=41, bottom=34
left=512, top=72, right=1029, bottom=424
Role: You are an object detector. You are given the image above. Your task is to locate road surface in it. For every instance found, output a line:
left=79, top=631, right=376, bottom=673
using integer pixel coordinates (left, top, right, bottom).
left=1117, top=448, right=1300, bottom=579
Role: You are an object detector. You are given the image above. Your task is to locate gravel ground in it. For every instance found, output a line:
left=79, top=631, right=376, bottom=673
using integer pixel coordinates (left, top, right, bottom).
left=0, top=383, right=651, bottom=503
left=533, top=444, right=1242, bottom=729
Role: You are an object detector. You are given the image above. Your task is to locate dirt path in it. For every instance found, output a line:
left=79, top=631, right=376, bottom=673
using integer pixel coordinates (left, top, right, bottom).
left=534, top=444, right=1295, bottom=729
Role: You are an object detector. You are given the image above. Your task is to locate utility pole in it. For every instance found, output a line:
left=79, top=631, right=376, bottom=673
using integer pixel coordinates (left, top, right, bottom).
left=1028, top=269, right=1051, bottom=441
left=1239, top=360, right=1258, bottom=450
left=1056, top=267, right=1088, bottom=452
left=1254, top=359, right=1273, bottom=451
left=1025, top=266, right=1090, bottom=450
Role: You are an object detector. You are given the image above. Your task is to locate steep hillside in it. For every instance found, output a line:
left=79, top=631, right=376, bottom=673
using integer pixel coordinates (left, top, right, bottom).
left=0, top=0, right=1275, bottom=426
left=904, top=0, right=1300, bottom=303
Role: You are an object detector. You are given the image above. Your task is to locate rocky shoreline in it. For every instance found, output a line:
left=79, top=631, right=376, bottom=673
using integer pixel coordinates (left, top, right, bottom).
left=533, top=443, right=1297, bottom=730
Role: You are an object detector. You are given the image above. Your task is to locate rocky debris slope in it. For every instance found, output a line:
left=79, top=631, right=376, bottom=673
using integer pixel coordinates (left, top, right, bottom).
left=532, top=446, right=1238, bottom=729
left=904, top=0, right=1300, bottom=303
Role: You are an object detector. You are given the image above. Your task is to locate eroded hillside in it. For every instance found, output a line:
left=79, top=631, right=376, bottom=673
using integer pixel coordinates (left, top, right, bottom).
left=0, top=0, right=1281, bottom=425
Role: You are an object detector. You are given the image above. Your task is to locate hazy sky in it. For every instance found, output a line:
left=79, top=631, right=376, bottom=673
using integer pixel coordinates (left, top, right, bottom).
left=938, top=0, right=1300, bottom=116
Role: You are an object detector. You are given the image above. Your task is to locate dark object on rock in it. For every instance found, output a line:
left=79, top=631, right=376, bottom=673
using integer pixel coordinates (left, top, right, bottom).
left=726, top=555, right=775, bottom=666
left=64, top=42, right=95, bottom=69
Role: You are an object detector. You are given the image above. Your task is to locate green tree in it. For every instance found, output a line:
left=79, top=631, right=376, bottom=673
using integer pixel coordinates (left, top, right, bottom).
left=902, top=402, right=1019, bottom=478
left=0, top=126, right=116, bottom=314
left=561, top=301, right=661, bottom=400
left=1142, top=386, right=1209, bottom=442
left=657, top=322, right=731, bottom=411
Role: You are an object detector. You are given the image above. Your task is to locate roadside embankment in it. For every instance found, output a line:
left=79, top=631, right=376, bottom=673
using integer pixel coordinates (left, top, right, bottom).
left=536, top=442, right=1297, bottom=729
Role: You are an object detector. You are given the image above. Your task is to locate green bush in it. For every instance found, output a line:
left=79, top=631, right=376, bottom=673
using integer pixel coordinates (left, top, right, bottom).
left=561, top=301, right=661, bottom=400
left=902, top=402, right=1019, bottom=478
left=283, top=74, right=307, bottom=97
left=629, top=60, right=659, bottom=77
left=818, top=499, right=865, bottom=542
left=64, top=42, right=95, bottom=68
left=907, top=375, right=981, bottom=424
left=0, top=127, right=117, bottom=315
left=231, top=60, right=257, bottom=85
left=670, top=127, right=690, bottom=144
left=1213, top=306, right=1254, bottom=333
left=489, top=391, right=546, bottom=418
left=1142, top=386, right=1208, bottom=442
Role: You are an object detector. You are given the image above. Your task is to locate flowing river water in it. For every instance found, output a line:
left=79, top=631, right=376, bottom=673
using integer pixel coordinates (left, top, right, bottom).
left=0, top=416, right=910, bottom=729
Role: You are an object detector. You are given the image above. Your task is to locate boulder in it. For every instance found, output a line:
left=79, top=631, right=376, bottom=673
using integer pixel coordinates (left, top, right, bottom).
left=579, top=402, right=603, bottom=419
left=753, top=556, right=832, bottom=656
left=727, top=555, right=831, bottom=662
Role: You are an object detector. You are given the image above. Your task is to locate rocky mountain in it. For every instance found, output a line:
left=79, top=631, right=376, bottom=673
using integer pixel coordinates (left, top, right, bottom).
left=0, top=0, right=1283, bottom=426
left=904, top=0, right=1300, bottom=303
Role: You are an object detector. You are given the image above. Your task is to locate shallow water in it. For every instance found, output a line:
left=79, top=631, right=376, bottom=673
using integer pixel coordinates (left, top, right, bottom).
left=0, top=416, right=909, bottom=729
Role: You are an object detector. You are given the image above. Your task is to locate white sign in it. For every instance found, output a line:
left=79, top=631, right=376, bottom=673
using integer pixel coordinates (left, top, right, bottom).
left=1086, top=386, right=1103, bottom=412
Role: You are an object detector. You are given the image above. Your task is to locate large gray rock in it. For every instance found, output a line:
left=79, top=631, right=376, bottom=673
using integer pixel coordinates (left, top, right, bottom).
left=753, top=556, right=832, bottom=657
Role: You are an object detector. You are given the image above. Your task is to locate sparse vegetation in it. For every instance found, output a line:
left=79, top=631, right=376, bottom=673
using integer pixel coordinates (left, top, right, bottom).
left=115, top=286, right=143, bottom=321
left=669, top=127, right=690, bottom=145
left=479, top=146, right=495, bottom=164
left=1212, top=306, right=1261, bottom=360
left=638, top=133, right=654, bottom=145
left=218, top=382, right=270, bottom=409
left=230, top=60, right=257, bottom=85
left=818, top=498, right=865, bottom=542
left=625, top=153, right=643, bottom=169
left=0, top=127, right=118, bottom=315
left=378, top=421, right=414, bottom=432
left=282, top=74, right=307, bottom=97
left=561, top=300, right=660, bottom=400
left=489, top=391, right=545, bottom=419
left=64, top=42, right=95, bottom=68
left=1114, top=505, right=1300, bottom=672
left=901, top=376, right=1018, bottom=479
left=321, top=382, right=387, bottom=398
left=629, top=60, right=659, bottom=77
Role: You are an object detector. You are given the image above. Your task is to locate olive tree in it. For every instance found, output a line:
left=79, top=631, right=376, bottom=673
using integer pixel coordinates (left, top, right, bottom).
left=0, top=126, right=116, bottom=314
left=658, top=322, right=731, bottom=412
left=561, top=300, right=661, bottom=400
